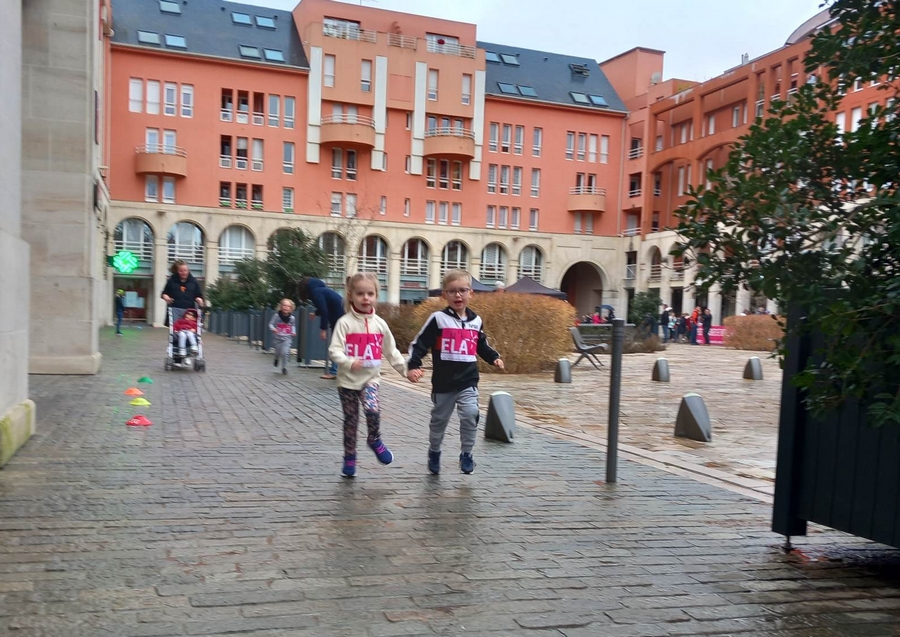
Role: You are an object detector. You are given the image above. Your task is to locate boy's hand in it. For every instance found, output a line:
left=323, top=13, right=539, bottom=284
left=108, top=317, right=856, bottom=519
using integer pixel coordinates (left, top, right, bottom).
left=350, top=359, right=363, bottom=372
left=407, top=368, right=424, bottom=383
left=494, top=359, right=505, bottom=370
left=320, top=329, right=328, bottom=340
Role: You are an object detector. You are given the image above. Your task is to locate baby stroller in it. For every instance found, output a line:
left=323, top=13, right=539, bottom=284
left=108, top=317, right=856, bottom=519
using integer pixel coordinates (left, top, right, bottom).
left=165, top=304, right=206, bottom=372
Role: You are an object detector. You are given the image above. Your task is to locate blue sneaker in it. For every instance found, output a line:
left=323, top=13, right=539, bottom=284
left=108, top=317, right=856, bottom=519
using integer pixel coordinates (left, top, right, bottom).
left=428, top=450, right=441, bottom=475
left=459, top=453, right=475, bottom=474
left=342, top=454, right=356, bottom=478
left=368, top=439, right=393, bottom=465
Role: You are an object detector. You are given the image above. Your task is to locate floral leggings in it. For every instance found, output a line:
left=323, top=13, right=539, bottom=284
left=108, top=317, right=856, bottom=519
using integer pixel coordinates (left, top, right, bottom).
left=338, top=383, right=381, bottom=457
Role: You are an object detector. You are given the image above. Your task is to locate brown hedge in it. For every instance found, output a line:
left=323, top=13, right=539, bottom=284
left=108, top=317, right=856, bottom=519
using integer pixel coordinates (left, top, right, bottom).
left=381, top=293, right=576, bottom=374
left=377, top=303, right=421, bottom=352
left=722, top=314, right=784, bottom=351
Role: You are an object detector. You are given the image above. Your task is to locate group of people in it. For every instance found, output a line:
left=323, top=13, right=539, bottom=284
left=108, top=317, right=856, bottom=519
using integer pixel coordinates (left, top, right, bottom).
left=159, top=264, right=503, bottom=478
left=580, top=308, right=616, bottom=324
left=659, top=304, right=714, bottom=345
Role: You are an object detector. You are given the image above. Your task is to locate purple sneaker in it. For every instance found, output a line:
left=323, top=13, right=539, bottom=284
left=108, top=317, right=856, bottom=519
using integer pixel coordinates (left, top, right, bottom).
left=342, top=454, right=356, bottom=478
left=368, top=439, right=394, bottom=465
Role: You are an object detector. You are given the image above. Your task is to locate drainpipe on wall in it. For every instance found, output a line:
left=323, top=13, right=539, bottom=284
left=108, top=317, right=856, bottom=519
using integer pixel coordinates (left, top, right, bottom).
left=616, top=116, right=627, bottom=237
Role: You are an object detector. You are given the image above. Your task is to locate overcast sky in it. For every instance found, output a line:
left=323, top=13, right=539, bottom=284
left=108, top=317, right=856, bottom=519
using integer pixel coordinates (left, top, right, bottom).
left=247, top=0, right=824, bottom=81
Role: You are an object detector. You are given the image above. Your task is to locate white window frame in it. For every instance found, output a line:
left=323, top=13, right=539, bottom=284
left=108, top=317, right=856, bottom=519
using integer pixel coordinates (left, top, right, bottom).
left=514, top=125, right=524, bottom=155
left=331, top=192, right=342, bottom=216
left=577, top=133, right=586, bottom=161
left=145, top=128, right=159, bottom=150
left=426, top=201, right=436, bottom=224
left=438, top=201, right=449, bottom=225
left=452, top=161, right=462, bottom=191
left=707, top=113, right=715, bottom=136
left=361, top=60, right=372, bottom=93
left=146, top=80, right=160, bottom=114
left=851, top=106, right=863, bottom=132
left=512, top=167, right=522, bottom=196
left=462, top=74, right=472, bottom=105
left=162, top=129, right=176, bottom=154
left=268, top=94, right=280, bottom=127
left=588, top=134, right=598, bottom=162
left=732, top=106, right=741, bottom=128
left=530, top=168, right=540, bottom=197
left=162, top=176, right=175, bottom=204
left=487, top=164, right=497, bottom=194
left=677, top=166, right=685, bottom=196
left=164, top=82, right=177, bottom=116
left=451, top=203, right=461, bottom=226
left=283, top=142, right=295, bottom=174
left=404, top=198, right=410, bottom=217
left=498, top=206, right=508, bottom=229
left=486, top=205, right=496, bottom=228
left=345, top=193, right=357, bottom=218
left=511, top=207, right=520, bottom=230
left=532, top=127, right=542, bottom=157
left=426, top=158, right=436, bottom=188
left=180, top=85, right=193, bottom=117
left=129, top=78, right=143, bottom=113
left=331, top=148, right=343, bottom=179
left=145, top=175, right=158, bottom=202
left=489, top=122, right=499, bottom=152
left=428, top=69, right=439, bottom=100
left=346, top=149, right=357, bottom=181
left=574, top=211, right=582, bottom=234
left=501, top=124, right=511, bottom=153
left=324, top=54, right=336, bottom=88
left=284, top=96, right=295, bottom=129
left=529, top=208, right=538, bottom=231
left=379, top=196, right=387, bottom=216
left=251, top=139, right=264, bottom=171
left=499, top=166, right=509, bottom=195
left=566, top=131, right=575, bottom=160
left=600, top=135, right=609, bottom=164
left=439, top=159, right=450, bottom=189
left=585, top=212, right=594, bottom=235
left=282, top=187, right=294, bottom=212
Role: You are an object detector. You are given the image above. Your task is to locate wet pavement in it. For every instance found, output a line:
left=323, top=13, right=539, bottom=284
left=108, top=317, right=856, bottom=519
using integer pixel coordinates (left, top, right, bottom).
left=1, top=328, right=899, bottom=636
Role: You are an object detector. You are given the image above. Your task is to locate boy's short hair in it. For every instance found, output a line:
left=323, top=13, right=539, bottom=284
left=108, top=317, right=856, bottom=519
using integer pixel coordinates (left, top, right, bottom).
left=279, top=298, right=296, bottom=312
left=442, top=269, right=472, bottom=290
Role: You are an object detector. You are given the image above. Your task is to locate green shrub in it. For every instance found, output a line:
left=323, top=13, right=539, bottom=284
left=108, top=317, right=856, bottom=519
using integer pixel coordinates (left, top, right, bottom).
left=405, top=293, right=576, bottom=374
left=723, top=314, right=783, bottom=351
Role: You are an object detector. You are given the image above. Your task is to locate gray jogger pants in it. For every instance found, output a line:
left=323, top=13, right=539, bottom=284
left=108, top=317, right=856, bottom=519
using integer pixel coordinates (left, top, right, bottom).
left=429, top=387, right=479, bottom=454
left=274, top=338, right=291, bottom=366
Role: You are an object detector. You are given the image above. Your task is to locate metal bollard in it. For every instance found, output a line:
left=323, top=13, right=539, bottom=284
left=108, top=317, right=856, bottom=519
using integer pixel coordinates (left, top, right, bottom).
left=607, top=318, right=624, bottom=483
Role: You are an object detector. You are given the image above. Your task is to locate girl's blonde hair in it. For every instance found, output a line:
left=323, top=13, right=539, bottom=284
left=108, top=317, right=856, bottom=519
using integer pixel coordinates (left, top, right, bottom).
left=278, top=298, right=296, bottom=312
left=344, top=272, right=380, bottom=311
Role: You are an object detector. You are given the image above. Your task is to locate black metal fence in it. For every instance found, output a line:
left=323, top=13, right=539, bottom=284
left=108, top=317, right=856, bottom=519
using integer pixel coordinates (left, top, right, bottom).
left=205, top=306, right=330, bottom=367
left=772, top=308, right=900, bottom=549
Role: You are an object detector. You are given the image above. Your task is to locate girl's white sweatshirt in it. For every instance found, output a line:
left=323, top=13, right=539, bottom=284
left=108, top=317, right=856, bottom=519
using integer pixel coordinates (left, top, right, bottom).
left=328, top=306, right=408, bottom=390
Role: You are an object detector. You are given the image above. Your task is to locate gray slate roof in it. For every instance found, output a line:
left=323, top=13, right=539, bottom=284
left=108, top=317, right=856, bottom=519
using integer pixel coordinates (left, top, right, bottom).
left=111, top=0, right=308, bottom=69
left=477, top=41, right=626, bottom=113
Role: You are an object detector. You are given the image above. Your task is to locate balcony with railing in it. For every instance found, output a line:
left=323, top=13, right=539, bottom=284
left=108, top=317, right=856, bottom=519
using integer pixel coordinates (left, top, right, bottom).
left=426, top=39, right=476, bottom=59
left=649, top=264, right=662, bottom=282
left=135, top=144, right=187, bottom=177
left=654, top=187, right=662, bottom=196
left=219, top=155, right=232, bottom=169
left=168, top=243, right=204, bottom=264
left=670, top=268, right=685, bottom=281
left=628, top=188, right=642, bottom=198
left=400, top=259, right=429, bottom=277
left=567, top=186, right=607, bottom=213
left=423, top=127, right=476, bottom=159
left=357, top=256, right=388, bottom=276
left=320, top=114, right=376, bottom=148
left=252, top=112, right=264, bottom=126
left=622, top=227, right=641, bottom=237
left=219, top=246, right=255, bottom=267
left=114, top=240, right=154, bottom=264
left=480, top=264, right=505, bottom=282
left=628, top=147, right=644, bottom=160
left=323, top=23, right=377, bottom=43
left=387, top=33, right=417, bottom=49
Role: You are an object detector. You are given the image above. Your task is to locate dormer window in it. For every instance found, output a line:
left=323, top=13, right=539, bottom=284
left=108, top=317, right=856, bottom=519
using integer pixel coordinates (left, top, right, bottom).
left=569, top=63, right=590, bottom=76
left=159, top=0, right=180, bottom=15
left=232, top=12, right=252, bottom=25
left=570, top=92, right=590, bottom=105
left=256, top=16, right=276, bottom=29
left=485, top=51, right=501, bottom=63
left=497, top=82, right=518, bottom=95
left=263, top=49, right=285, bottom=63
left=500, top=53, right=519, bottom=66
left=518, top=85, right=537, bottom=97
left=589, top=95, right=608, bottom=107
left=239, top=45, right=261, bottom=59
left=165, top=34, right=186, bottom=49
left=138, top=30, right=160, bottom=45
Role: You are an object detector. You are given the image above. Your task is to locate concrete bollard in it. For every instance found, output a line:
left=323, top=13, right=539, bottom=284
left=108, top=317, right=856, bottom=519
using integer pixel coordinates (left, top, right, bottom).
left=674, top=393, right=712, bottom=442
left=652, top=358, right=670, bottom=382
left=743, top=357, right=763, bottom=380
left=554, top=358, right=572, bottom=383
left=484, top=391, right=515, bottom=443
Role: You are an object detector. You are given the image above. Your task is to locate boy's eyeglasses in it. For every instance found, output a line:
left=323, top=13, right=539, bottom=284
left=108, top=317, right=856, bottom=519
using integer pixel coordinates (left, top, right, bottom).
left=444, top=288, right=471, bottom=296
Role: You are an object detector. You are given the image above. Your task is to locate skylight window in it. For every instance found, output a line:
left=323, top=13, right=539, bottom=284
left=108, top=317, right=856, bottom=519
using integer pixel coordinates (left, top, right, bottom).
left=589, top=94, right=608, bottom=107
left=232, top=12, right=252, bottom=25
left=485, top=51, right=501, bottom=63
left=165, top=34, right=186, bottom=49
left=500, top=53, right=519, bottom=66
left=497, top=82, right=519, bottom=95
left=137, top=30, right=160, bottom=45
left=239, top=45, right=261, bottom=59
left=570, top=92, right=590, bottom=104
left=256, top=16, right=276, bottom=29
left=159, top=1, right=181, bottom=15
left=263, top=49, right=285, bottom=63
left=518, top=85, right=537, bottom=97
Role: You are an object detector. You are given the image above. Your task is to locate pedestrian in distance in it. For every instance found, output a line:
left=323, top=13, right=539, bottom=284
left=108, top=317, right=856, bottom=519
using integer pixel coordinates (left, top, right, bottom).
left=659, top=304, right=671, bottom=343
left=270, top=298, right=297, bottom=375
left=161, top=260, right=205, bottom=326
left=702, top=307, right=713, bottom=345
left=328, top=273, right=408, bottom=478
left=115, top=289, right=125, bottom=335
left=407, top=269, right=504, bottom=476
left=298, top=277, right=345, bottom=379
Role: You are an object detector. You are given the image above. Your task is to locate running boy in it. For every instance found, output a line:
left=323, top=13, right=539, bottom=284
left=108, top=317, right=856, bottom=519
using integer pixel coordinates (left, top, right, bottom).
left=270, top=298, right=296, bottom=375
left=407, top=269, right=504, bottom=475
left=328, top=273, right=408, bottom=478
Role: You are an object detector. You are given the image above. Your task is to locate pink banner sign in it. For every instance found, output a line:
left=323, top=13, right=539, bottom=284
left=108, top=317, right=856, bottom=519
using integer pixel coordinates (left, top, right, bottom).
left=439, top=328, right=479, bottom=362
left=345, top=332, right=384, bottom=367
left=708, top=326, right=726, bottom=345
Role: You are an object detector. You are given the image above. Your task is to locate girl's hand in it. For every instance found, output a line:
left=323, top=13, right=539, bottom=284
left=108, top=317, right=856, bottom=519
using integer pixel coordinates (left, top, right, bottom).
left=350, top=359, right=363, bottom=372
left=407, top=369, right=424, bottom=383
left=494, top=359, right=505, bottom=370
left=320, top=329, right=328, bottom=340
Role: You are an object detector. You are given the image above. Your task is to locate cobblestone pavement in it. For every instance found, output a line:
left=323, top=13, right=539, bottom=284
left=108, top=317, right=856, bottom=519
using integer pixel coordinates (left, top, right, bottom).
left=470, top=345, right=783, bottom=495
left=2, top=328, right=900, bottom=637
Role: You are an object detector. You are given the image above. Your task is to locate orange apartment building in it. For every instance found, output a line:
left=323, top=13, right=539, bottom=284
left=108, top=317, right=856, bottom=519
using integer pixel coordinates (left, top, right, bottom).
left=107, top=0, right=629, bottom=325
left=104, top=0, right=879, bottom=327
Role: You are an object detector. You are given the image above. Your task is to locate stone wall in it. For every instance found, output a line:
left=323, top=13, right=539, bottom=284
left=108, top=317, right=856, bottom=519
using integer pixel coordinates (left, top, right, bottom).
left=0, top=1, right=34, bottom=467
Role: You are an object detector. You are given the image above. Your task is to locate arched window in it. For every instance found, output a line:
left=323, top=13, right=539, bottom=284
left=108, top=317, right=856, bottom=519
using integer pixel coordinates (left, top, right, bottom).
left=167, top=222, right=204, bottom=264
left=400, top=239, right=429, bottom=276
left=649, top=247, right=662, bottom=281
left=219, top=226, right=255, bottom=267
left=441, top=241, right=468, bottom=277
left=480, top=243, right=507, bottom=284
left=114, top=218, right=154, bottom=262
left=358, top=236, right=388, bottom=275
left=518, top=245, right=543, bottom=282
left=318, top=232, right=346, bottom=286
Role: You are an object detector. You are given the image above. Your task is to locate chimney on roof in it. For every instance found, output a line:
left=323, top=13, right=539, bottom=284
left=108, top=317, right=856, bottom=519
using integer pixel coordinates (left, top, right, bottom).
left=741, top=53, right=749, bottom=65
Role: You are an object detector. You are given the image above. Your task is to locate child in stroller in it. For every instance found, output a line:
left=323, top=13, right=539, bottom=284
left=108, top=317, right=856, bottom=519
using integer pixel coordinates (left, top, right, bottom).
left=166, top=305, right=206, bottom=371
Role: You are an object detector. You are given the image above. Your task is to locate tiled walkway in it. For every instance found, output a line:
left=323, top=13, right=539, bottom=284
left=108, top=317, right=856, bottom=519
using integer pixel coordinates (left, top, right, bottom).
left=1, top=328, right=899, bottom=636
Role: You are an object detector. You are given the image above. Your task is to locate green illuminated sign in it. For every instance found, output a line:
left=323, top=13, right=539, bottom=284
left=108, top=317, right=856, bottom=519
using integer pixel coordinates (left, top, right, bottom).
left=111, top=250, right=140, bottom=274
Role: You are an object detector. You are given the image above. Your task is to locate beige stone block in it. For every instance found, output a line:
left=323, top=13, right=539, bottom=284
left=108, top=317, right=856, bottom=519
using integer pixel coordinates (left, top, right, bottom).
left=0, top=232, right=30, bottom=336
left=29, top=315, right=96, bottom=359
left=25, top=65, right=88, bottom=123
left=0, top=399, right=35, bottom=468
left=29, top=273, right=94, bottom=320
left=21, top=170, right=91, bottom=225
left=47, top=0, right=91, bottom=19
left=30, top=352, right=101, bottom=375
left=21, top=124, right=50, bottom=172
left=0, top=332, right=30, bottom=415
left=49, top=119, right=89, bottom=173
left=21, top=2, right=50, bottom=67
left=49, top=12, right=88, bottom=71
left=25, top=221, right=90, bottom=275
